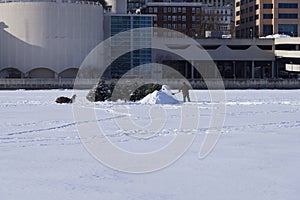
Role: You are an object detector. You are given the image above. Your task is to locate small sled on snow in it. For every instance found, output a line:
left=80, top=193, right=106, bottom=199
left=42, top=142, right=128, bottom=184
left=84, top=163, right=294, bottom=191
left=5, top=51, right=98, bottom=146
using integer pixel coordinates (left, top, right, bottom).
left=55, top=94, right=76, bottom=104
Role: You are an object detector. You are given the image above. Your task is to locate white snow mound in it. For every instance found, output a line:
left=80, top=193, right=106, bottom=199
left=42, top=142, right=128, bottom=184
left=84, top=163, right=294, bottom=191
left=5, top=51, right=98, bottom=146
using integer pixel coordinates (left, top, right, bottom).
left=161, top=85, right=173, bottom=96
left=139, top=90, right=180, bottom=104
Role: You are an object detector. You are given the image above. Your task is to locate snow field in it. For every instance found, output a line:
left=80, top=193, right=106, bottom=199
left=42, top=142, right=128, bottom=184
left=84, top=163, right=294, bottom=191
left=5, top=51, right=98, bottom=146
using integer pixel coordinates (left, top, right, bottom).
left=0, top=89, right=299, bottom=200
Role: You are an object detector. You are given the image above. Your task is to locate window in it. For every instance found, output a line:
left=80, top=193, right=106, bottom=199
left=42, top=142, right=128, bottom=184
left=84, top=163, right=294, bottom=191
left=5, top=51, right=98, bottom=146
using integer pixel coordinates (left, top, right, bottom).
left=236, top=11, right=240, bottom=16
left=172, top=7, right=177, bottom=13
left=278, top=13, right=298, bottom=19
left=278, top=24, right=298, bottom=36
left=172, top=16, right=177, bottom=21
left=249, top=6, right=253, bottom=12
left=263, top=25, right=273, bottom=35
left=172, top=24, right=177, bottom=29
left=182, top=24, right=186, bottom=29
left=182, top=16, right=186, bottom=21
left=255, top=4, right=259, bottom=10
left=168, top=16, right=171, bottom=21
left=163, top=15, right=167, bottom=21
left=278, top=3, right=298, bottom=8
left=263, top=14, right=273, bottom=19
left=154, top=7, right=158, bottom=13
left=149, top=7, right=153, bottom=13
left=249, top=16, right=254, bottom=22
left=192, top=7, right=196, bottom=13
left=178, top=16, right=182, bottom=21
left=263, top=4, right=273, bottom=9
left=168, top=7, right=171, bottom=13
left=255, top=14, right=259, bottom=20
left=163, top=7, right=167, bottom=13
left=178, top=7, right=182, bottom=13
left=236, top=2, right=240, bottom=7
left=182, top=7, right=186, bottom=13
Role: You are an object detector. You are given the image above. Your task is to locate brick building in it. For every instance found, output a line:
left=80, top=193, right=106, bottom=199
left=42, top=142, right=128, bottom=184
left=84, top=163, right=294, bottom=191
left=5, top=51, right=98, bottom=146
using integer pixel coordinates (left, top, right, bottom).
left=143, top=0, right=233, bottom=38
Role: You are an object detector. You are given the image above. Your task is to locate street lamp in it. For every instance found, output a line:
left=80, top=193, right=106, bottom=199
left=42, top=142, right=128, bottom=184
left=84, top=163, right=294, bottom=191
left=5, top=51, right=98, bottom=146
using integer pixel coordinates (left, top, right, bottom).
left=249, top=28, right=253, bottom=38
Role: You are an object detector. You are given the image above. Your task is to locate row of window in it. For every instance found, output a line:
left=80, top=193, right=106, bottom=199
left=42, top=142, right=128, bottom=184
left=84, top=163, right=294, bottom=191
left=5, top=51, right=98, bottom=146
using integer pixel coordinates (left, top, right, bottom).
left=148, top=7, right=230, bottom=15
left=162, top=7, right=188, bottom=13
left=237, top=13, right=298, bottom=23
left=163, top=23, right=187, bottom=30
left=161, top=23, right=230, bottom=31
left=236, top=0, right=255, bottom=7
left=161, top=15, right=229, bottom=22
left=236, top=6, right=254, bottom=16
left=163, top=15, right=186, bottom=22
left=236, top=15, right=259, bottom=25
left=264, top=3, right=298, bottom=9
left=263, top=24, right=298, bottom=36
left=237, top=2, right=298, bottom=9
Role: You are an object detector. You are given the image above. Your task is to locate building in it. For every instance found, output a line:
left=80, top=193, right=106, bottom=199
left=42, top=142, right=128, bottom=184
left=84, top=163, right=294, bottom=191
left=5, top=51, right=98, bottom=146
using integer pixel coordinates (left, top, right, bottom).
left=127, top=0, right=147, bottom=13
left=0, top=0, right=299, bottom=89
left=154, top=37, right=300, bottom=80
left=235, top=0, right=300, bottom=38
left=0, top=0, right=103, bottom=79
left=0, top=0, right=153, bottom=79
left=104, top=14, right=153, bottom=78
left=144, top=0, right=233, bottom=38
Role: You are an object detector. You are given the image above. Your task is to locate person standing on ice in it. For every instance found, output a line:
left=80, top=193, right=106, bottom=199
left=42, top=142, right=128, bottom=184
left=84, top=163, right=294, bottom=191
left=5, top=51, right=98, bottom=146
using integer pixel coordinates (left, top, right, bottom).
left=179, top=82, right=191, bottom=102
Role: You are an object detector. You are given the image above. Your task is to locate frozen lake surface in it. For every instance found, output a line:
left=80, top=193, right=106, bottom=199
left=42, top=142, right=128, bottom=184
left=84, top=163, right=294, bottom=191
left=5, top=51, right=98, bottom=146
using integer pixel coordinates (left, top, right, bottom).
left=0, top=89, right=299, bottom=200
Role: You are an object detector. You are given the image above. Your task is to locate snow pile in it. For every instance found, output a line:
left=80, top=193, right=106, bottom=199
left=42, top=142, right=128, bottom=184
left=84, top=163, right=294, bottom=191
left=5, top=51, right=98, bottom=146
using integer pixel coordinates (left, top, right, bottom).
left=160, top=85, right=173, bottom=96
left=260, top=34, right=291, bottom=39
left=139, top=90, right=180, bottom=104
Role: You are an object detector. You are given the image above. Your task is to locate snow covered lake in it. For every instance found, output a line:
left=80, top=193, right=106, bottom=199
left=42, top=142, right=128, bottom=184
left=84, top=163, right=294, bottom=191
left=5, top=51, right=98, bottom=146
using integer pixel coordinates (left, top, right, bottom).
left=0, top=89, right=299, bottom=200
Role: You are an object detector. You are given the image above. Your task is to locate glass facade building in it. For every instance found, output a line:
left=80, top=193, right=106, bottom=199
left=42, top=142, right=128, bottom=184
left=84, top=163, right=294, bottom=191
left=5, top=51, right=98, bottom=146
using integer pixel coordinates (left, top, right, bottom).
left=109, top=15, right=153, bottom=78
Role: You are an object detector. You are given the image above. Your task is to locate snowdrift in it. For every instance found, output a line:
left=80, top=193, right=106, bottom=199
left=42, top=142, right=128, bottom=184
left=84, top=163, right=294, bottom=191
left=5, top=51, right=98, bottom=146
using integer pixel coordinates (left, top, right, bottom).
left=139, top=90, right=180, bottom=104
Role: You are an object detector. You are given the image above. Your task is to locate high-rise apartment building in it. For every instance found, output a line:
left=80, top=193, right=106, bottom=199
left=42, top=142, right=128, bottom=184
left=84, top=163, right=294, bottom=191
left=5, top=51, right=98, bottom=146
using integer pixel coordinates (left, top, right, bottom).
left=235, top=0, right=300, bottom=38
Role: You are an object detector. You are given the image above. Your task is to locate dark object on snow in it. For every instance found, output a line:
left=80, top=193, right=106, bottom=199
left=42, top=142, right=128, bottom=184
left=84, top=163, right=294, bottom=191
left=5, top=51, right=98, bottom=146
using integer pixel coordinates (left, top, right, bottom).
left=56, top=94, right=76, bottom=104
left=130, top=83, right=162, bottom=102
left=86, top=80, right=112, bottom=102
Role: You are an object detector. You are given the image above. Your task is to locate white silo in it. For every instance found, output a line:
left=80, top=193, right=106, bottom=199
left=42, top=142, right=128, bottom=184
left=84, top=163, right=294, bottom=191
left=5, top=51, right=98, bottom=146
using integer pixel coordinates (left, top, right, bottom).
left=0, top=1, right=104, bottom=78
left=106, top=0, right=127, bottom=14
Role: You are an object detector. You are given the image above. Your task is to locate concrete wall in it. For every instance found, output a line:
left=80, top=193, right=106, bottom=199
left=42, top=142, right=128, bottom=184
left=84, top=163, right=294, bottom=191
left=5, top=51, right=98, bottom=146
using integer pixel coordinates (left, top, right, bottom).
left=0, top=2, right=103, bottom=77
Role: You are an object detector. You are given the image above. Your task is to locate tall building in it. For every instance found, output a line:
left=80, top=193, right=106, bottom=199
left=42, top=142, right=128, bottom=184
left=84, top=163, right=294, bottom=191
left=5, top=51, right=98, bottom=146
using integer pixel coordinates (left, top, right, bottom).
left=144, top=0, right=233, bottom=38
left=104, top=14, right=153, bottom=78
left=104, top=0, right=154, bottom=78
left=235, top=0, right=300, bottom=38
